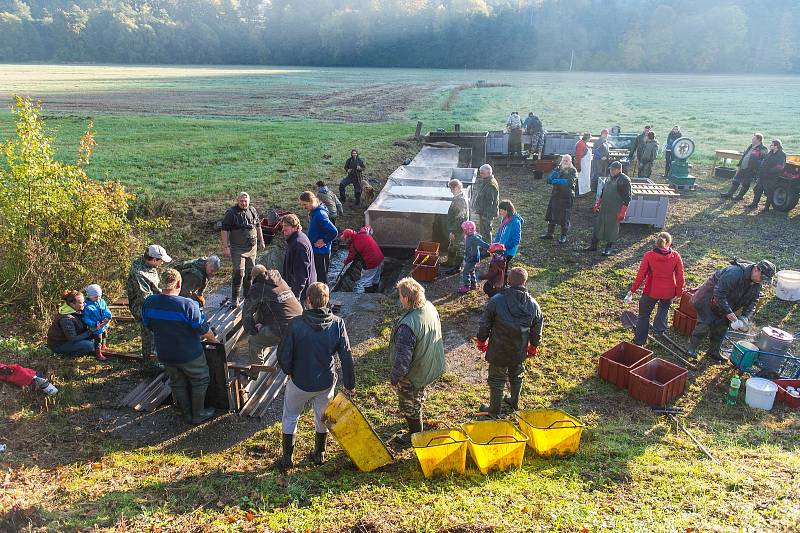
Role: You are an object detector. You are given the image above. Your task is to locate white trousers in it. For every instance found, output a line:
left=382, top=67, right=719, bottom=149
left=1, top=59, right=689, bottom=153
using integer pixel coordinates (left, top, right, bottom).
left=355, top=261, right=383, bottom=293
left=281, top=378, right=336, bottom=434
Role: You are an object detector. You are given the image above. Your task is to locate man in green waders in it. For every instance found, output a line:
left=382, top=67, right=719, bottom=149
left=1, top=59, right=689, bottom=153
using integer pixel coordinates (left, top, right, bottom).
left=586, top=161, right=631, bottom=256
left=388, top=277, right=445, bottom=446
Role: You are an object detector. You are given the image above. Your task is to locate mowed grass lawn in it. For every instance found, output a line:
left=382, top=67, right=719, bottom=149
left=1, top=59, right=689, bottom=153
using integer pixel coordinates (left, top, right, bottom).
left=1, top=66, right=800, bottom=531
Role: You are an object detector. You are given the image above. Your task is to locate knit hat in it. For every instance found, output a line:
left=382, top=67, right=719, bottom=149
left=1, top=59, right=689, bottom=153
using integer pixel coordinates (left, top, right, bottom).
left=85, top=284, right=102, bottom=298
left=461, top=220, right=476, bottom=234
left=488, top=243, right=506, bottom=254
left=341, top=229, right=356, bottom=240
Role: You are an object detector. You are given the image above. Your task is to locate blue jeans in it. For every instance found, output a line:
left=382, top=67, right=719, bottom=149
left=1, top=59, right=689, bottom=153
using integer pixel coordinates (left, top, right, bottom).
left=50, top=339, right=95, bottom=356
left=635, top=294, right=672, bottom=346
left=462, top=260, right=478, bottom=287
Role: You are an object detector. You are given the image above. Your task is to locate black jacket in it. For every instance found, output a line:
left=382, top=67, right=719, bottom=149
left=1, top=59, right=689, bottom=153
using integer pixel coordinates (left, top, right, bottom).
left=277, top=308, right=355, bottom=392
left=344, top=156, right=366, bottom=180
left=477, top=286, right=543, bottom=367
left=283, top=230, right=317, bottom=300
left=693, top=262, right=762, bottom=320
left=242, top=270, right=303, bottom=336
left=757, top=150, right=786, bottom=181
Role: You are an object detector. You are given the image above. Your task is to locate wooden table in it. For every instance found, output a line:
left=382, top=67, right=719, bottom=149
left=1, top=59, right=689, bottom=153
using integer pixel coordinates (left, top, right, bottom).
left=715, top=149, right=742, bottom=167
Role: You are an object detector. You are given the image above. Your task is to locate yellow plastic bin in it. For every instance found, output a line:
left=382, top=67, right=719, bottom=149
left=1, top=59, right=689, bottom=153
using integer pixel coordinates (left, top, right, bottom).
left=515, top=409, right=585, bottom=457
left=322, top=392, right=393, bottom=472
left=461, top=420, right=528, bottom=474
left=411, top=429, right=469, bottom=479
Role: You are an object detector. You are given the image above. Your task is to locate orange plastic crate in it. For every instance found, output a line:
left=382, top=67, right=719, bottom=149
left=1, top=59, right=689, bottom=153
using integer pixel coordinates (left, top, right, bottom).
left=415, top=241, right=440, bottom=256
left=628, top=358, right=688, bottom=407
left=672, top=309, right=697, bottom=336
left=598, top=342, right=653, bottom=389
left=678, top=289, right=697, bottom=318
left=773, top=379, right=800, bottom=409
left=411, top=254, right=439, bottom=283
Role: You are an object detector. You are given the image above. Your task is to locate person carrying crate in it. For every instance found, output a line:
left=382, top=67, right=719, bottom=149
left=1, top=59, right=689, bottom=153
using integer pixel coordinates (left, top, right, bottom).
left=687, top=258, right=776, bottom=363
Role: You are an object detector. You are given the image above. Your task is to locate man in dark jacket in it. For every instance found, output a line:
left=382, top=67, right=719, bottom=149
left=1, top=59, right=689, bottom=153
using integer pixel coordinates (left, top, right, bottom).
left=746, top=139, right=787, bottom=213
left=243, top=265, right=303, bottom=369
left=721, top=134, right=769, bottom=200
left=475, top=267, right=543, bottom=416
left=389, top=277, right=445, bottom=445
left=281, top=214, right=317, bottom=301
left=177, top=255, right=221, bottom=307
left=220, top=192, right=265, bottom=305
left=339, top=149, right=366, bottom=204
left=638, top=131, right=659, bottom=179
left=628, top=125, right=652, bottom=177
left=277, top=282, right=355, bottom=469
left=688, top=259, right=775, bottom=363
left=142, top=268, right=218, bottom=424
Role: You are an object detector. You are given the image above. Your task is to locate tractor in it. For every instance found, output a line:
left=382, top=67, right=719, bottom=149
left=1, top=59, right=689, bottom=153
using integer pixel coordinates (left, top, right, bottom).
left=771, top=155, right=800, bottom=212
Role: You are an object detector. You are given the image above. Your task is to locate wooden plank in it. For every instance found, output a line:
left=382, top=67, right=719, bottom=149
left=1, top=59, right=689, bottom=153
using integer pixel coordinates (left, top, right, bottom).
left=141, top=383, right=172, bottom=412
left=119, top=378, right=151, bottom=407
left=239, top=372, right=274, bottom=416
left=133, top=379, right=168, bottom=411
left=254, top=371, right=288, bottom=419
left=127, top=374, right=164, bottom=407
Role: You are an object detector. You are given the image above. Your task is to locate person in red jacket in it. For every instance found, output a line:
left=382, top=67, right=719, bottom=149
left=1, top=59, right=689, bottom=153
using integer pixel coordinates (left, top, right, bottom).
left=341, top=226, right=385, bottom=293
left=624, top=232, right=685, bottom=346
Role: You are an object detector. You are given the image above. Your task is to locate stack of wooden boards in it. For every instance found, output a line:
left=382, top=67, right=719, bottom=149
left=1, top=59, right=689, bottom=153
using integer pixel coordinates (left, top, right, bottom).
left=117, top=372, right=171, bottom=412
left=236, top=348, right=289, bottom=418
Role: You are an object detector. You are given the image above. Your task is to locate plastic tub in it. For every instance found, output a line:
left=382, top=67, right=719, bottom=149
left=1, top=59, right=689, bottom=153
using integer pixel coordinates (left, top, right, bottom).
left=411, top=429, right=468, bottom=478
left=744, top=377, right=778, bottom=410
left=322, top=393, right=393, bottom=472
left=773, top=379, right=800, bottom=409
left=515, top=409, right=585, bottom=457
left=776, top=270, right=800, bottom=302
left=462, top=420, right=528, bottom=474
left=730, top=341, right=760, bottom=368
left=628, top=358, right=688, bottom=407
left=598, top=342, right=652, bottom=389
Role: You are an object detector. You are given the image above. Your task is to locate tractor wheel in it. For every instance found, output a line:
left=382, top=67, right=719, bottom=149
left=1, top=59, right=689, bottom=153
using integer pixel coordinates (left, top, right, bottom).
left=770, top=182, right=799, bottom=212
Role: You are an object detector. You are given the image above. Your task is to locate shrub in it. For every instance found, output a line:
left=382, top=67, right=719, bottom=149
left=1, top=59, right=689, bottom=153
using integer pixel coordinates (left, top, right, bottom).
left=0, top=96, right=156, bottom=332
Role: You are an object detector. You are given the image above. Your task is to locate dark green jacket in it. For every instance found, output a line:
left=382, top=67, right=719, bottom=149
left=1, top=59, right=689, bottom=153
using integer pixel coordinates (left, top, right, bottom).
left=640, top=139, right=659, bottom=164
left=177, top=258, right=208, bottom=300
left=447, top=191, right=469, bottom=234
left=472, top=176, right=499, bottom=218
left=126, top=257, right=160, bottom=312
left=629, top=132, right=647, bottom=159
left=389, top=301, right=445, bottom=389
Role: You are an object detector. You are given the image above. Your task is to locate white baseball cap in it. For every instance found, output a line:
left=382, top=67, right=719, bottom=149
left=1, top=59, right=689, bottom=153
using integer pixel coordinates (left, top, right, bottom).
left=147, top=244, right=172, bottom=263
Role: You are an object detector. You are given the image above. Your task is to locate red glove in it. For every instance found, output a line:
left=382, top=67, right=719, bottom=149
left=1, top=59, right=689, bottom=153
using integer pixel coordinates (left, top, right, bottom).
left=616, top=205, right=628, bottom=222
left=475, top=339, right=488, bottom=353
left=592, top=201, right=601, bottom=214
left=527, top=345, right=538, bottom=358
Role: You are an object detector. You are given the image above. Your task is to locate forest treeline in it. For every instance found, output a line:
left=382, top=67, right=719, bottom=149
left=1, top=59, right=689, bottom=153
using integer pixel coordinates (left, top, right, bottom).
left=1, top=0, right=799, bottom=73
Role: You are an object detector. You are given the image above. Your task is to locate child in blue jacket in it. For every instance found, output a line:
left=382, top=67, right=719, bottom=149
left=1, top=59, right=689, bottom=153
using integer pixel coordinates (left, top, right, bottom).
left=83, top=284, right=112, bottom=361
left=459, top=220, right=490, bottom=293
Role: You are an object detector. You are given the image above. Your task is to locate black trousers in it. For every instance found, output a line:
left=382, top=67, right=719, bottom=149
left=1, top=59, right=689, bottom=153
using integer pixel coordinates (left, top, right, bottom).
left=314, top=251, right=331, bottom=284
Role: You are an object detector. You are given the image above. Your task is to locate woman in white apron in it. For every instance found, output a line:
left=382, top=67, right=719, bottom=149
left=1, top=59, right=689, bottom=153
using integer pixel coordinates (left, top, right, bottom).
left=576, top=132, right=593, bottom=195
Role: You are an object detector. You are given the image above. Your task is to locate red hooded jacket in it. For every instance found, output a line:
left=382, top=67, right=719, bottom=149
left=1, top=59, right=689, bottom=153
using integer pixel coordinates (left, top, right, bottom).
left=344, top=230, right=384, bottom=270
left=630, top=247, right=685, bottom=300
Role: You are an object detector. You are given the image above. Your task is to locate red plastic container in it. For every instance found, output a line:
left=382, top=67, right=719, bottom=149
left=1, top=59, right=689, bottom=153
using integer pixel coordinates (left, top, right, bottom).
left=415, top=241, right=440, bottom=256
left=535, top=159, right=554, bottom=173
left=598, top=342, right=653, bottom=389
left=628, top=358, right=688, bottom=407
left=773, top=379, right=800, bottom=409
left=672, top=309, right=697, bottom=336
left=411, top=254, right=439, bottom=283
left=678, top=289, right=697, bottom=318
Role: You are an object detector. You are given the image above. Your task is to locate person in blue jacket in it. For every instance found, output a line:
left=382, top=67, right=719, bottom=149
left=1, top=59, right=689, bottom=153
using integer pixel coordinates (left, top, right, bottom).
left=82, top=284, right=113, bottom=361
left=493, top=199, right=523, bottom=281
left=300, top=191, right=339, bottom=284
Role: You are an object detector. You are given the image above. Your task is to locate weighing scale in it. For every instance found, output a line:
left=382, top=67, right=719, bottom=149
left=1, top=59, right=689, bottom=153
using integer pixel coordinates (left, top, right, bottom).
left=668, top=137, right=697, bottom=189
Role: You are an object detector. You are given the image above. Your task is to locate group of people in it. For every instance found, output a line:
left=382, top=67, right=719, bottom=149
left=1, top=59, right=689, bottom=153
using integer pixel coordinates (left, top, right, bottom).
left=505, top=111, right=544, bottom=156
left=720, top=133, right=787, bottom=213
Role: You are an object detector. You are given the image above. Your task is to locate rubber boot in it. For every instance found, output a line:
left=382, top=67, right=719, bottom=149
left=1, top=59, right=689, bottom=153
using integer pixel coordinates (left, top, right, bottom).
left=395, top=416, right=422, bottom=446
left=686, top=336, right=701, bottom=362
left=503, top=379, right=523, bottom=411
left=277, top=433, right=295, bottom=470
left=720, top=181, right=739, bottom=198
left=354, top=191, right=361, bottom=206
left=309, top=432, right=328, bottom=465
left=540, top=223, right=555, bottom=240
left=706, top=341, right=726, bottom=363
left=172, top=388, right=192, bottom=423
left=479, top=387, right=503, bottom=418
left=95, top=342, right=107, bottom=361
left=190, top=387, right=215, bottom=425
left=732, top=181, right=751, bottom=201
left=584, top=238, right=598, bottom=252
left=601, top=243, right=613, bottom=256
left=558, top=229, right=568, bottom=244
left=746, top=188, right=762, bottom=209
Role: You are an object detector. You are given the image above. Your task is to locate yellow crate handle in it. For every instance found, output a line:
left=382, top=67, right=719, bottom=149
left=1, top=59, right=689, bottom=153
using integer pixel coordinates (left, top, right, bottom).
left=545, top=419, right=581, bottom=429
left=425, top=434, right=458, bottom=446
left=486, top=434, right=519, bottom=444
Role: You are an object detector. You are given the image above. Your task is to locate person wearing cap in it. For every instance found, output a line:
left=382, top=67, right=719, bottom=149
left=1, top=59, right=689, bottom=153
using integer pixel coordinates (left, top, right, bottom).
left=541, top=154, right=576, bottom=244
left=220, top=192, right=265, bottom=306
left=340, top=226, right=385, bottom=294
left=586, top=161, right=631, bottom=256
left=300, top=191, right=338, bottom=284
left=126, top=244, right=171, bottom=360
left=82, top=284, right=113, bottom=361
left=479, top=243, right=507, bottom=297
left=628, top=125, right=652, bottom=177
left=281, top=214, right=317, bottom=301
left=475, top=267, right=543, bottom=416
left=592, top=129, right=610, bottom=188
left=177, top=256, right=221, bottom=307
left=688, top=258, right=776, bottom=363
left=142, top=268, right=219, bottom=424
left=242, top=265, right=303, bottom=372
left=441, top=178, right=469, bottom=273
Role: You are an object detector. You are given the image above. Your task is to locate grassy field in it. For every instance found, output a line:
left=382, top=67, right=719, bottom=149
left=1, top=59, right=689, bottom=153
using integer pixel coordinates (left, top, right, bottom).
left=1, top=65, right=800, bottom=532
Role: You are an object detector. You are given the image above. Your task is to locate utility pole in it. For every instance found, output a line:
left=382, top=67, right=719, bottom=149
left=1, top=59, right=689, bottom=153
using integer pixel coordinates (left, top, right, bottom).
left=569, top=50, right=574, bottom=71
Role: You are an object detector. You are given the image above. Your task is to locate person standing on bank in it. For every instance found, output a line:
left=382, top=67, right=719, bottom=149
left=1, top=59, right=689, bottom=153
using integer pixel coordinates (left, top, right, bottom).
left=592, top=128, right=610, bottom=190
left=475, top=267, right=543, bottom=416
left=628, top=125, right=652, bottom=178
left=340, top=149, right=366, bottom=205
left=664, top=125, right=682, bottom=175
left=687, top=259, right=775, bottom=363
left=441, top=178, right=469, bottom=274
left=720, top=133, right=768, bottom=200
left=277, top=282, right=355, bottom=469
left=280, top=214, right=317, bottom=301
left=494, top=200, right=523, bottom=278
left=541, top=154, right=576, bottom=244
left=586, top=161, right=631, bottom=256
left=389, top=277, right=445, bottom=445
left=746, top=138, right=786, bottom=213
left=638, top=131, right=659, bottom=179
left=471, top=164, right=500, bottom=243
left=300, top=191, right=338, bottom=284
left=575, top=132, right=593, bottom=195
left=126, top=244, right=171, bottom=361
left=220, top=192, right=265, bottom=306
left=141, top=268, right=218, bottom=424
left=623, top=232, right=685, bottom=346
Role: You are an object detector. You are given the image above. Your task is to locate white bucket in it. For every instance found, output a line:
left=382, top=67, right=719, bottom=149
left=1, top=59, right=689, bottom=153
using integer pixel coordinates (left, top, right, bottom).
left=775, top=270, right=800, bottom=302
left=744, top=377, right=778, bottom=410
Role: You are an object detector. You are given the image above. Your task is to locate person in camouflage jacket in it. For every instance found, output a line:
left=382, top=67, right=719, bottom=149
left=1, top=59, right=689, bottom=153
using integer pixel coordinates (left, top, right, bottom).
left=126, top=245, right=171, bottom=358
left=177, top=256, right=221, bottom=307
